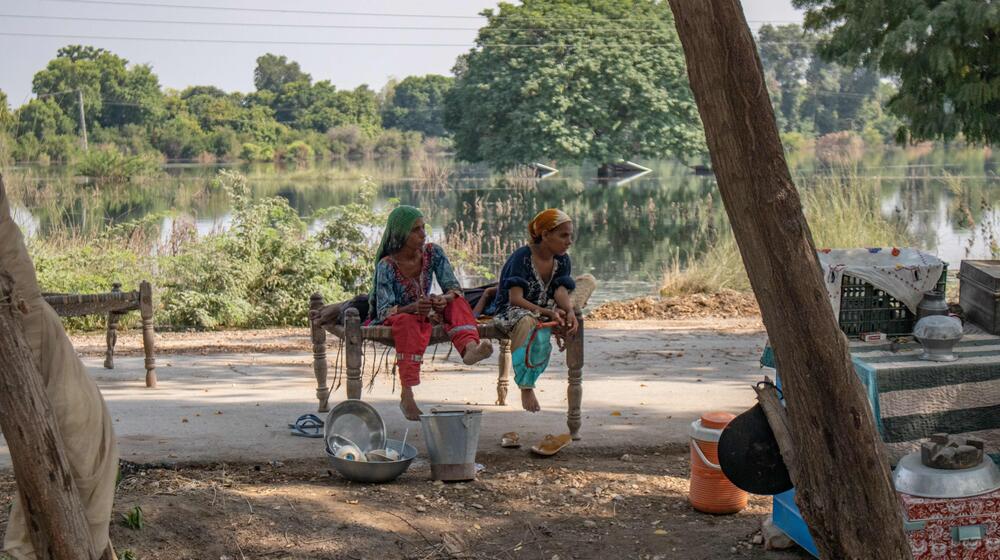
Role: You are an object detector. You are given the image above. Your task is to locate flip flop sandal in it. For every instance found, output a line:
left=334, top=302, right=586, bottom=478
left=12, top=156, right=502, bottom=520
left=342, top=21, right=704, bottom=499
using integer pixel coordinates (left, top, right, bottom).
left=288, top=414, right=324, bottom=438
left=500, top=432, right=521, bottom=448
left=530, top=433, right=572, bottom=457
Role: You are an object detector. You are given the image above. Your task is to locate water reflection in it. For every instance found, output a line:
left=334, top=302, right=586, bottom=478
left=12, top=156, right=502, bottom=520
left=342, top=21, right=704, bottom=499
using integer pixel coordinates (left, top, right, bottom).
left=8, top=147, right=998, bottom=304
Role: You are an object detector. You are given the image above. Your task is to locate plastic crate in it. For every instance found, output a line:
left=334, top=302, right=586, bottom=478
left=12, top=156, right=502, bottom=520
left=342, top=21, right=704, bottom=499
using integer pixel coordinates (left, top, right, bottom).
left=837, top=265, right=947, bottom=337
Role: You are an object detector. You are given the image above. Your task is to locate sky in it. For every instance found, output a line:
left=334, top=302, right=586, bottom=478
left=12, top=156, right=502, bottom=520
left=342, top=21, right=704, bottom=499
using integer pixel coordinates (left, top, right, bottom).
left=0, top=0, right=804, bottom=109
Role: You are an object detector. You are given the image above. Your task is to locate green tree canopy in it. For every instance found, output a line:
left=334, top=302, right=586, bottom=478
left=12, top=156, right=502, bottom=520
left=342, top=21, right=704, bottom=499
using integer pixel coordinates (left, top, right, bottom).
left=793, top=0, right=1000, bottom=144
left=31, top=45, right=164, bottom=132
left=253, top=54, right=312, bottom=94
left=445, top=0, right=705, bottom=170
left=382, top=74, right=453, bottom=137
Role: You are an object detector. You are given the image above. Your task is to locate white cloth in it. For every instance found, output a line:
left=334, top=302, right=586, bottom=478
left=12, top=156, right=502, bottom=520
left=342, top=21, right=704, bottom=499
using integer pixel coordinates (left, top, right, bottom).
left=0, top=184, right=119, bottom=559
left=818, top=248, right=945, bottom=318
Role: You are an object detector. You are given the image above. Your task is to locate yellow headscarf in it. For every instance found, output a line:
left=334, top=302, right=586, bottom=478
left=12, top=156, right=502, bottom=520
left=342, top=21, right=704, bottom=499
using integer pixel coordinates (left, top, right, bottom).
left=528, top=208, right=572, bottom=241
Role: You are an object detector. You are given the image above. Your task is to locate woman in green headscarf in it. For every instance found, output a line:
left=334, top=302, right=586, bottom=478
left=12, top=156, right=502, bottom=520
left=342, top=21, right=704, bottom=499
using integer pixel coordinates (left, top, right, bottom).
left=371, top=206, right=493, bottom=420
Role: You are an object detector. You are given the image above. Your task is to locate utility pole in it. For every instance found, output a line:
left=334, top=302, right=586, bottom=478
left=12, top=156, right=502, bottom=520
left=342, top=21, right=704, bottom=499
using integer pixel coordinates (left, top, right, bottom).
left=76, top=89, right=88, bottom=152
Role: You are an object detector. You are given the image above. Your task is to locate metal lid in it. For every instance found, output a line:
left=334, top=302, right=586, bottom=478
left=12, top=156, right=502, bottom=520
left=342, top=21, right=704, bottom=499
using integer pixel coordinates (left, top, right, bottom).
left=324, top=400, right=386, bottom=453
left=893, top=452, right=1000, bottom=498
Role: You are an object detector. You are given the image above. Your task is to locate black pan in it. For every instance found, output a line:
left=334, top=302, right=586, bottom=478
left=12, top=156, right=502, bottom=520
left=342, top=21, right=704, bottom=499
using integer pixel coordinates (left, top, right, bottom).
left=717, top=403, right=793, bottom=495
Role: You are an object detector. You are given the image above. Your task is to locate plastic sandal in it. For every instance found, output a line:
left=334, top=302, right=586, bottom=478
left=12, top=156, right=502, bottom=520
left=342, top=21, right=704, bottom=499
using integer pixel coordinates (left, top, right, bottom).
left=530, top=433, right=572, bottom=456
left=501, top=431, right=521, bottom=448
left=288, top=414, right=324, bottom=438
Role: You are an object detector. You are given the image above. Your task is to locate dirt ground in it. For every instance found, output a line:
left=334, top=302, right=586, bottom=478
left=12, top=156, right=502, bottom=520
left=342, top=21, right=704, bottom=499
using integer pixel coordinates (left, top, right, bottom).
left=0, top=447, right=807, bottom=560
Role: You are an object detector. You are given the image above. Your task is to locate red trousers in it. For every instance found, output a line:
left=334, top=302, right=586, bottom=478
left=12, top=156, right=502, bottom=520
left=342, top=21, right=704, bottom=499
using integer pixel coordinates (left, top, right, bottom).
left=383, top=298, right=480, bottom=387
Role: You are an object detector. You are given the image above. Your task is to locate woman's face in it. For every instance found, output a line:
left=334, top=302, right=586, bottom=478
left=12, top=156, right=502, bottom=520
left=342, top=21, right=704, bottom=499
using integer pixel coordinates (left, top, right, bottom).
left=404, top=217, right=427, bottom=251
left=541, top=221, right=574, bottom=256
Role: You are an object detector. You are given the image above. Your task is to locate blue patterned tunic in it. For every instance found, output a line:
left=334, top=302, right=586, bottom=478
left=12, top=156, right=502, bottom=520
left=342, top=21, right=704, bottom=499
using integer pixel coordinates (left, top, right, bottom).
left=486, top=245, right=576, bottom=333
left=371, top=243, right=461, bottom=324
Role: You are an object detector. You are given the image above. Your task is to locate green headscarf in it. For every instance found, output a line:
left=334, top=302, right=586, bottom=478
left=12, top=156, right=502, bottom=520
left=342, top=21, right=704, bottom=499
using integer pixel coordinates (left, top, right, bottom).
left=369, top=205, right=424, bottom=318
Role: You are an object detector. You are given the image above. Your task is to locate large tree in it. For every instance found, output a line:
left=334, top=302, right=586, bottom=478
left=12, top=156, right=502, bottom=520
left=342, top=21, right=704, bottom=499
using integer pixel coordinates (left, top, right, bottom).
left=382, top=74, right=453, bottom=137
left=794, top=0, right=1000, bottom=144
left=253, top=54, right=312, bottom=95
left=31, top=45, right=164, bottom=132
left=445, top=0, right=705, bottom=171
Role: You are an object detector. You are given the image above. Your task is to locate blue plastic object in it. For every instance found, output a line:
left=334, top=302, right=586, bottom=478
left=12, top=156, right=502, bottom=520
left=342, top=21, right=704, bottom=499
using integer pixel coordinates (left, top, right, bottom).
left=771, top=489, right=819, bottom=558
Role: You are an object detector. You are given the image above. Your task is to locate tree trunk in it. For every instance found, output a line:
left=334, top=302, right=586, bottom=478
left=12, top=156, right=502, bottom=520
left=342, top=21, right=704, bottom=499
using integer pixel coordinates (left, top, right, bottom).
left=0, top=273, right=98, bottom=560
left=667, top=1, right=911, bottom=558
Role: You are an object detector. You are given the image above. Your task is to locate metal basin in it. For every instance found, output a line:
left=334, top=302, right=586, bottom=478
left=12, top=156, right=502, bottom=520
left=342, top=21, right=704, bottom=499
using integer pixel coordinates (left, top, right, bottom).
left=324, top=400, right=386, bottom=454
left=893, top=452, right=1000, bottom=498
left=326, top=439, right=418, bottom=483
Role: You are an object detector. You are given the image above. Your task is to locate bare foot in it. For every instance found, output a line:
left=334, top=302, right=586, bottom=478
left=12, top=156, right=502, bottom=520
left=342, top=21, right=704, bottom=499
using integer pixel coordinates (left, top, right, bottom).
left=400, top=388, right=423, bottom=421
left=462, top=340, right=494, bottom=365
left=520, top=388, right=541, bottom=413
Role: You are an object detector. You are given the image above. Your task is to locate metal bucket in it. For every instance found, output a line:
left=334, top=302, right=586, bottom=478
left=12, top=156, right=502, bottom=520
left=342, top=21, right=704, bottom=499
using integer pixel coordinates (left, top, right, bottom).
left=419, top=409, right=482, bottom=481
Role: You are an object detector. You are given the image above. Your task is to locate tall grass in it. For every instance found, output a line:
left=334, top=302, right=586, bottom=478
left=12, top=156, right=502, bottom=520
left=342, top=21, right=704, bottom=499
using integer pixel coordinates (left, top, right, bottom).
left=661, top=173, right=913, bottom=295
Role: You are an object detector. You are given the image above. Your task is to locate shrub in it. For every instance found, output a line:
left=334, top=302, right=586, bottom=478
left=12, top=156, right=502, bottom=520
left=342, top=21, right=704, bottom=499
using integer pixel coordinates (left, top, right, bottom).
left=74, top=147, right=160, bottom=183
left=239, top=142, right=275, bottom=162
left=815, top=131, right=864, bottom=166
left=282, top=140, right=314, bottom=165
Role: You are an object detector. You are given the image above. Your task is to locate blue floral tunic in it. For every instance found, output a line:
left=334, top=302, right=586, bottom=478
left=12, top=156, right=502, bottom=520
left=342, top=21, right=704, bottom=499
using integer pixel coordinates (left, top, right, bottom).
left=486, top=245, right=576, bottom=333
left=371, top=243, right=461, bottom=324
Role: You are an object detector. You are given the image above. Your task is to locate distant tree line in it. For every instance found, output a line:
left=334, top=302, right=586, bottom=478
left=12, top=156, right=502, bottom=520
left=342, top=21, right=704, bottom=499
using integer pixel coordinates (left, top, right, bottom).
left=0, top=0, right=993, bottom=170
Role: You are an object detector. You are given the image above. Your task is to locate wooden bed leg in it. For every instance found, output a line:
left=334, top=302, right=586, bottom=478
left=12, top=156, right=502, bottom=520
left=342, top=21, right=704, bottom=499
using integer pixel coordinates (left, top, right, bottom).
left=103, top=283, right=121, bottom=370
left=345, top=307, right=363, bottom=400
left=139, top=280, right=157, bottom=388
left=309, top=293, right=330, bottom=412
left=496, top=339, right=511, bottom=406
left=566, top=312, right=584, bottom=440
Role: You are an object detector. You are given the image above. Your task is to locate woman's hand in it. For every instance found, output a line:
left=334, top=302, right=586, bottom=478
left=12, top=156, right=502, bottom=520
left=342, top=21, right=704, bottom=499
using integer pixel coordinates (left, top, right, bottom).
left=562, top=308, right=579, bottom=337
left=539, top=307, right=563, bottom=325
left=430, top=294, right=448, bottom=312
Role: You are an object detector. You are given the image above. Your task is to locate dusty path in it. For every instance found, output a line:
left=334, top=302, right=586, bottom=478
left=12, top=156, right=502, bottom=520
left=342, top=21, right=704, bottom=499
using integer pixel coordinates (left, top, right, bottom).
left=12, top=318, right=774, bottom=468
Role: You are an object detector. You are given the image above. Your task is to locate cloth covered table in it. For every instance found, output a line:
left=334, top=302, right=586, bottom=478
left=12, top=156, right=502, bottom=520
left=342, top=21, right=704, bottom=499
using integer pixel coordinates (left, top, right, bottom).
left=849, top=326, right=1000, bottom=464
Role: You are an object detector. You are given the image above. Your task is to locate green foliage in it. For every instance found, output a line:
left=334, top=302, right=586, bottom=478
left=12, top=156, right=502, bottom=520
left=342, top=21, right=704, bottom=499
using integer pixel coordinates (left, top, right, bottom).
left=373, top=129, right=423, bottom=159
left=445, top=0, right=705, bottom=170
left=152, top=114, right=206, bottom=160
left=282, top=140, right=314, bottom=164
left=155, top=171, right=381, bottom=328
left=120, top=551, right=137, bottom=560
left=254, top=53, right=311, bottom=94
left=0, top=89, right=13, bottom=131
left=794, top=0, right=1000, bottom=144
left=74, top=146, right=160, bottom=182
left=758, top=24, right=886, bottom=139
left=382, top=75, right=453, bottom=137
left=239, top=142, right=275, bottom=162
left=121, top=506, right=144, bottom=530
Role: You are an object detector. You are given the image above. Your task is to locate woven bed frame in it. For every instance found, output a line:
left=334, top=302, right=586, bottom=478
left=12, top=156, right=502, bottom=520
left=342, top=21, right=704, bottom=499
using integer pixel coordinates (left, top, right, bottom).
left=308, top=292, right=585, bottom=440
left=43, top=281, right=157, bottom=387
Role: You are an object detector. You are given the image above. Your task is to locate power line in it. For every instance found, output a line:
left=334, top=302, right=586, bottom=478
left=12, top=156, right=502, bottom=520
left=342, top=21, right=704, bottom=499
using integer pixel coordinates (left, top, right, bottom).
left=0, top=31, right=677, bottom=47
left=1, top=12, right=808, bottom=34
left=0, top=13, right=482, bottom=32
left=43, top=0, right=803, bottom=25
left=45, top=0, right=487, bottom=20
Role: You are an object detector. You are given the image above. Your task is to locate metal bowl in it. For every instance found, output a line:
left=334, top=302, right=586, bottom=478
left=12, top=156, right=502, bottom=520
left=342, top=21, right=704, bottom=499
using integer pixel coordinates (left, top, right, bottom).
left=893, top=452, right=1000, bottom=498
left=326, top=439, right=418, bottom=483
left=324, top=400, right=386, bottom=454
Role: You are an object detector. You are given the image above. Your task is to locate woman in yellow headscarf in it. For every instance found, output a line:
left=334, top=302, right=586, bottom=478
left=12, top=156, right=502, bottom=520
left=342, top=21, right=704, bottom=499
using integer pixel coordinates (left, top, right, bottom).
left=485, top=209, right=593, bottom=413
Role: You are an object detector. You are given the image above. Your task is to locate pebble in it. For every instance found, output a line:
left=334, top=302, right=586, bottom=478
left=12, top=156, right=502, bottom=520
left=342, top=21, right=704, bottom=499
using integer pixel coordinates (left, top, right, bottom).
left=583, top=520, right=597, bottom=528
left=751, top=534, right=763, bottom=545
left=730, top=547, right=737, bottom=553
left=619, top=454, right=633, bottom=462
left=471, top=503, right=484, bottom=510
left=415, top=506, right=427, bottom=513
